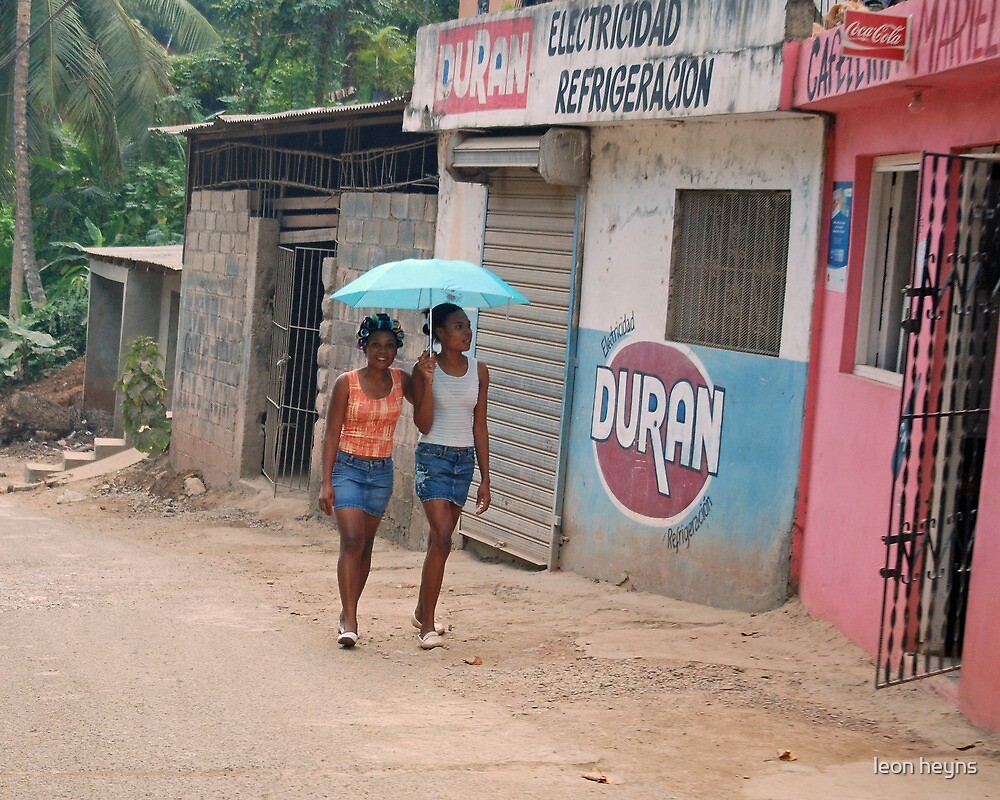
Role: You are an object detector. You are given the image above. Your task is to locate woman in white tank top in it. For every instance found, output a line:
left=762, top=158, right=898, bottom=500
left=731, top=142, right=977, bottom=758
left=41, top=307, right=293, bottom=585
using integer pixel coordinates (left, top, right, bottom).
left=410, top=303, right=492, bottom=649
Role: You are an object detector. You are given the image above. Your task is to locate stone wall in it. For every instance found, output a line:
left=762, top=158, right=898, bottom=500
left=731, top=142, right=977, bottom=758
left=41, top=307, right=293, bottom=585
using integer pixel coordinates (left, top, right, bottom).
left=312, top=191, right=438, bottom=550
left=172, top=190, right=278, bottom=488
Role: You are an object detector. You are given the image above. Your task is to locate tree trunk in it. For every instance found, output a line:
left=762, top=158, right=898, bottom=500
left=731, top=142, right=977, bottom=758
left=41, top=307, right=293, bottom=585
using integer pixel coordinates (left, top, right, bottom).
left=10, top=0, right=46, bottom=319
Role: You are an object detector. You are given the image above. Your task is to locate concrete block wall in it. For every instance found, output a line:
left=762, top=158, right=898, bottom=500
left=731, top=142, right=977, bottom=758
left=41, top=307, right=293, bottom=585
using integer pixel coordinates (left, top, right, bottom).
left=312, top=191, right=438, bottom=549
left=173, top=190, right=279, bottom=488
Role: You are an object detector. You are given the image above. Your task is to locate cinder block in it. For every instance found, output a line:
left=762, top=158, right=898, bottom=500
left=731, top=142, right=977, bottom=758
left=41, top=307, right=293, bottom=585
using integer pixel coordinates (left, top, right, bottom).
left=381, top=221, right=400, bottom=247
left=321, top=256, right=337, bottom=290
left=341, top=217, right=360, bottom=244
left=373, top=193, right=390, bottom=219
left=414, top=221, right=435, bottom=251
left=338, top=242, right=356, bottom=269
left=408, top=193, right=427, bottom=220
left=233, top=233, right=248, bottom=256
left=355, top=193, right=373, bottom=217
left=397, top=221, right=416, bottom=249
left=390, top=193, right=409, bottom=220
left=363, top=218, right=383, bottom=242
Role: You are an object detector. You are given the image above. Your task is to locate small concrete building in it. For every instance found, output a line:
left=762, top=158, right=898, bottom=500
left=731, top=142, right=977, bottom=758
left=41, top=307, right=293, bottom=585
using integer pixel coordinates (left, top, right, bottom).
left=788, top=0, right=1000, bottom=732
left=406, top=0, right=825, bottom=610
left=83, top=245, right=183, bottom=434
left=166, top=100, right=441, bottom=546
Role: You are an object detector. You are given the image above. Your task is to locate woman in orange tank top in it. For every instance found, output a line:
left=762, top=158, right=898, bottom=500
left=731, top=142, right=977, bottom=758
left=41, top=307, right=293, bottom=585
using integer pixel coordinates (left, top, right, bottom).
left=319, top=313, right=433, bottom=647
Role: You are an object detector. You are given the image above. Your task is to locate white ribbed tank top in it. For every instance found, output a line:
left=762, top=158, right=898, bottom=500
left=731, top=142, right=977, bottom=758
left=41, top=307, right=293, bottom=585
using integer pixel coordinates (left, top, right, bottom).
left=421, top=357, right=479, bottom=447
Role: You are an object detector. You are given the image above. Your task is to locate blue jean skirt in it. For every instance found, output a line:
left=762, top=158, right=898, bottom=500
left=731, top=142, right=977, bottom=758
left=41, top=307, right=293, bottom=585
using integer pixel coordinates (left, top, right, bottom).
left=331, top=452, right=394, bottom=517
left=415, top=442, right=476, bottom=506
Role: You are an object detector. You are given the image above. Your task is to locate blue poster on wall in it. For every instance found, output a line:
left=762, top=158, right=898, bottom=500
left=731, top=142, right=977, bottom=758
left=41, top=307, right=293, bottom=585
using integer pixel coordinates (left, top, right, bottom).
left=826, top=181, right=852, bottom=293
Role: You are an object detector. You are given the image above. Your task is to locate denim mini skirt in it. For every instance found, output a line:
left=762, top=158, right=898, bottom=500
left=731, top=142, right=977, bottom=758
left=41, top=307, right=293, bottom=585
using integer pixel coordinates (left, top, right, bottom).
left=415, top=442, right=476, bottom=506
left=331, top=452, right=394, bottom=517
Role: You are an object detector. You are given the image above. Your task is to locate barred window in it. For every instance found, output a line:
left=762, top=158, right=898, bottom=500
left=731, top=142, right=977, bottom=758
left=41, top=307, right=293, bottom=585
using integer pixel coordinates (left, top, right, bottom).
left=667, top=190, right=791, bottom=357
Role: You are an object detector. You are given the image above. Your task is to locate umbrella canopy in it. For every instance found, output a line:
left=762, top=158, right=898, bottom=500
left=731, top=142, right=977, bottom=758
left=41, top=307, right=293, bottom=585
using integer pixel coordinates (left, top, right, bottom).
left=330, top=258, right=529, bottom=310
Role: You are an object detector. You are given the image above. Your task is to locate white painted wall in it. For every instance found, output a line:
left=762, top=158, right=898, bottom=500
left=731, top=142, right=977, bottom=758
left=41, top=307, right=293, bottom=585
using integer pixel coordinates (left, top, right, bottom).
left=579, top=116, right=825, bottom=362
left=434, top=134, right=488, bottom=261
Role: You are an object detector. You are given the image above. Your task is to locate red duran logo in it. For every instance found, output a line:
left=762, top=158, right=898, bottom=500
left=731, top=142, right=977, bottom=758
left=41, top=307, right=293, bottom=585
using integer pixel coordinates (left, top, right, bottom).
left=435, top=18, right=533, bottom=114
left=591, top=341, right=725, bottom=523
left=840, top=9, right=911, bottom=62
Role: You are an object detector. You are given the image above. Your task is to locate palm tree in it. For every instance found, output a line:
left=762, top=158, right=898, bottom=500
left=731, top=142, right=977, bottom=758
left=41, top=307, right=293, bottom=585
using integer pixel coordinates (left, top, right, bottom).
left=1, top=0, right=219, bottom=317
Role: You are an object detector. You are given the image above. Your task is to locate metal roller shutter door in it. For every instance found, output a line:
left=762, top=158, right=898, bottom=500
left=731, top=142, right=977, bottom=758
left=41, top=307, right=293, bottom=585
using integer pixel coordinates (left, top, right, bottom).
left=460, top=171, right=580, bottom=565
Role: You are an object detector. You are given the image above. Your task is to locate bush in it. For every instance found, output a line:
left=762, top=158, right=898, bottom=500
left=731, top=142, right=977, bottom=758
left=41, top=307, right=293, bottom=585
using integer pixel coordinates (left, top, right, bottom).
left=0, top=314, right=70, bottom=384
left=114, top=336, right=171, bottom=456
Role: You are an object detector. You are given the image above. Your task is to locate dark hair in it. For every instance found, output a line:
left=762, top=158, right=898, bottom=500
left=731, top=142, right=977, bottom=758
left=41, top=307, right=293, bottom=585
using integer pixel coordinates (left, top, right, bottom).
left=422, top=303, right=464, bottom=340
left=356, top=313, right=404, bottom=350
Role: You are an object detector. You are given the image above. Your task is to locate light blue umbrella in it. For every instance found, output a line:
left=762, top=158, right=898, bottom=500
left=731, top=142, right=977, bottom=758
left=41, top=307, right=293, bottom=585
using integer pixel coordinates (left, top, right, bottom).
left=330, top=258, right=529, bottom=311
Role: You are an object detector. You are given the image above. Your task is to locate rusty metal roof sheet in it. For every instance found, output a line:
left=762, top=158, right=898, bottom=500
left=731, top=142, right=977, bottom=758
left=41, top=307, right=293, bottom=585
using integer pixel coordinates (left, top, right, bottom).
left=155, top=96, right=409, bottom=136
left=82, top=246, right=183, bottom=274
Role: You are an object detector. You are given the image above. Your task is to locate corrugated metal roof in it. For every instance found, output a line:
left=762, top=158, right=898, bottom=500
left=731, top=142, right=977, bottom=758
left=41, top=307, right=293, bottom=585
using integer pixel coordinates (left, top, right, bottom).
left=154, top=96, right=409, bottom=136
left=83, top=246, right=183, bottom=274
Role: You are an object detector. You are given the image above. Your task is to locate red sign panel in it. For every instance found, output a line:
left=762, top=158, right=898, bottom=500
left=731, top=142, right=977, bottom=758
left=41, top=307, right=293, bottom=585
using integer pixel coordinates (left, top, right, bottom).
left=841, top=9, right=912, bottom=61
left=591, top=341, right=724, bottom=524
left=434, top=18, right=533, bottom=114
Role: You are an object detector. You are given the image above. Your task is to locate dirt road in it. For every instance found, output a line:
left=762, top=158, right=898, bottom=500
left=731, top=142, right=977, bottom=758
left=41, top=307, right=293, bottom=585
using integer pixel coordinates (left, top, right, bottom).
left=1, top=461, right=997, bottom=799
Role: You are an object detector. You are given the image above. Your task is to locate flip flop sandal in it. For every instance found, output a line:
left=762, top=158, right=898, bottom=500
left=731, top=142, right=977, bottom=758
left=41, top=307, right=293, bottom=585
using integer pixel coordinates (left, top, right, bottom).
left=417, top=630, right=445, bottom=650
left=411, top=612, right=446, bottom=636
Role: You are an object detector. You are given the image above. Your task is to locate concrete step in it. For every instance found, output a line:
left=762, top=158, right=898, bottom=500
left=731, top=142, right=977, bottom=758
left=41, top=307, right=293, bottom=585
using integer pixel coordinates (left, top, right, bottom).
left=24, top=462, right=63, bottom=483
left=94, top=437, right=129, bottom=460
left=62, top=451, right=98, bottom=470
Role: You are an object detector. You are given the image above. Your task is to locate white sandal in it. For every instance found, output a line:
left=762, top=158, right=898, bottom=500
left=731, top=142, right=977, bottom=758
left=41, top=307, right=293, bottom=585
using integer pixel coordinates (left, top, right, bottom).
left=417, top=630, right=445, bottom=650
left=411, top=612, right=446, bottom=636
left=337, top=625, right=359, bottom=647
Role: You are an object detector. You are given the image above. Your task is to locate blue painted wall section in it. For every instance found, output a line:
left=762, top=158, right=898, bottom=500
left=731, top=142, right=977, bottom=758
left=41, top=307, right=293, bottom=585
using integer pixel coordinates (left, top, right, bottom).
left=559, top=328, right=808, bottom=611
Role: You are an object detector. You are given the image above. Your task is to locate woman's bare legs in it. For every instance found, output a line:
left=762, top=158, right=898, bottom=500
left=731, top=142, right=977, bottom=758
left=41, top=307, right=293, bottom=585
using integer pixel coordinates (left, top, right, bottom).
left=415, top=499, right=462, bottom=636
left=335, top=507, right=382, bottom=634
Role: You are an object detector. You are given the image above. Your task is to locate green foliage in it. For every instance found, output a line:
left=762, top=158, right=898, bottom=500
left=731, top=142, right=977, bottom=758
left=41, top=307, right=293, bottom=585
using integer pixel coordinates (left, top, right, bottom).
left=0, top=313, right=70, bottom=383
left=23, top=292, right=88, bottom=362
left=350, top=25, right=415, bottom=102
left=0, top=0, right=220, bottom=197
left=114, top=337, right=172, bottom=457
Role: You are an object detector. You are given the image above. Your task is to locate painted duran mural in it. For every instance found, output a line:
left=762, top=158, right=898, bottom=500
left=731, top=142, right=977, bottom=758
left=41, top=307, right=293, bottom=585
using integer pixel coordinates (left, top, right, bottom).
left=405, top=0, right=790, bottom=130
left=562, top=323, right=807, bottom=612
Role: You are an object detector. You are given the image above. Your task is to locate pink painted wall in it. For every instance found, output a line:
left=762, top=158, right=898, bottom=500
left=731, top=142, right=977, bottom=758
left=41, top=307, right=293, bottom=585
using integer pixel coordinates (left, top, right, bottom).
left=797, top=84, right=1000, bottom=657
left=792, top=0, right=1000, bottom=730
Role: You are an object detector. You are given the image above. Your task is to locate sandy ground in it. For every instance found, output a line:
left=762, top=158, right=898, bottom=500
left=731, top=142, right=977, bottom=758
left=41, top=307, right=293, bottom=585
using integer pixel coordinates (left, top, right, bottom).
left=1, top=451, right=999, bottom=799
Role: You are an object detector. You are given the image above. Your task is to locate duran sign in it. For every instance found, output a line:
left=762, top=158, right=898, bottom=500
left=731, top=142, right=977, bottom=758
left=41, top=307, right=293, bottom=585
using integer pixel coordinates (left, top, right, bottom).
left=840, top=9, right=912, bottom=61
left=435, top=17, right=533, bottom=114
left=590, top=341, right=725, bottom=524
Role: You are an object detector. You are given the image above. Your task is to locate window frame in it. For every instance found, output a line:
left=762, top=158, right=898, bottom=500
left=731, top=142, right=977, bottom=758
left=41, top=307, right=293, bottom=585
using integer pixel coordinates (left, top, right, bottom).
left=853, top=154, right=921, bottom=387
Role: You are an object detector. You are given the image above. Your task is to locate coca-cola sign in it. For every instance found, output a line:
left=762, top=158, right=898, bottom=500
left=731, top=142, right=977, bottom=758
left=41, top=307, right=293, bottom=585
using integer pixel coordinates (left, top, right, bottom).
left=840, top=9, right=912, bottom=62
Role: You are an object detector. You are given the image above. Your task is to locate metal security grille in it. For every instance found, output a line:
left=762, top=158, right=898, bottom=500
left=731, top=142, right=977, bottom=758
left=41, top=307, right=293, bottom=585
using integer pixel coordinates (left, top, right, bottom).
left=877, top=153, right=1000, bottom=687
left=190, top=139, right=438, bottom=194
left=460, top=171, right=582, bottom=565
left=263, top=246, right=330, bottom=494
left=667, top=190, right=791, bottom=357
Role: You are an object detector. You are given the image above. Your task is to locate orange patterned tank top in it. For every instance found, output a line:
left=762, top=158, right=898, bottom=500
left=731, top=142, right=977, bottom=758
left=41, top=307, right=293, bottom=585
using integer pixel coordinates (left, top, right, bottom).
left=339, top=367, right=404, bottom=459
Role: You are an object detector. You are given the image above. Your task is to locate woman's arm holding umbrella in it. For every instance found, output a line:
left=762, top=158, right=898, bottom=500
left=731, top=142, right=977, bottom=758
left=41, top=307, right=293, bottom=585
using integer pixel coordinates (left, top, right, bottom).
left=409, top=349, right=436, bottom=434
